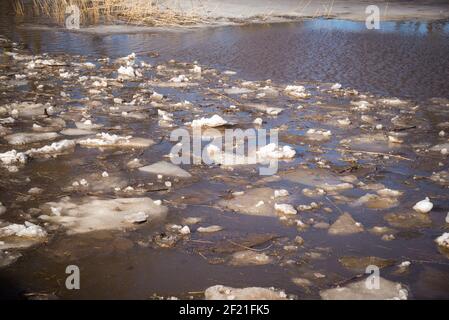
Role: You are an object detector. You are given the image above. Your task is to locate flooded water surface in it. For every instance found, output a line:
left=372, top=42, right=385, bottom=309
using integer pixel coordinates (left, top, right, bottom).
left=0, top=3, right=449, bottom=300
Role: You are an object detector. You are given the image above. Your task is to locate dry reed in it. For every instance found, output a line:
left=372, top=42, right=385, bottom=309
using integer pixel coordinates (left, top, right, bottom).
left=13, top=0, right=200, bottom=26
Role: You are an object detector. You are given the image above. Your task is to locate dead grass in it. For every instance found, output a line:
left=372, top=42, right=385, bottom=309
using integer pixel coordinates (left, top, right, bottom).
left=14, top=0, right=201, bottom=26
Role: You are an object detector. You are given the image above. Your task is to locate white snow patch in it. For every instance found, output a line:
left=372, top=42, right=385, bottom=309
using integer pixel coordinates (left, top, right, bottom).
left=413, top=197, right=433, bottom=214
left=40, top=197, right=168, bottom=234
left=25, top=140, right=75, bottom=157
left=205, top=285, right=287, bottom=300
left=191, top=114, right=228, bottom=128
left=435, top=233, right=449, bottom=249
left=274, top=203, right=297, bottom=215
left=0, top=221, right=47, bottom=238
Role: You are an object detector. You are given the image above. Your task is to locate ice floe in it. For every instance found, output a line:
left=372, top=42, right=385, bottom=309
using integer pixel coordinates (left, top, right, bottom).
left=413, top=197, right=433, bottom=214
left=190, top=114, right=228, bottom=128
left=229, top=250, right=273, bottom=266
left=77, top=132, right=154, bottom=148
left=205, top=285, right=287, bottom=300
left=435, top=233, right=449, bottom=249
left=320, top=277, right=408, bottom=300
left=139, top=161, right=192, bottom=178
left=284, top=85, right=309, bottom=98
left=40, top=197, right=168, bottom=234
left=328, top=213, right=364, bottom=235
left=25, top=140, right=75, bottom=157
left=4, top=132, right=59, bottom=145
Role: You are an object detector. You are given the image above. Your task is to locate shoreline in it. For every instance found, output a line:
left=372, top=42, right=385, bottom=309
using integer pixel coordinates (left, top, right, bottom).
left=12, top=0, right=449, bottom=34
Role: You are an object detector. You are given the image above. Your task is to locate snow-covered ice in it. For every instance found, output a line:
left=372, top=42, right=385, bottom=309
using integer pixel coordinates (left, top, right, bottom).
left=40, top=197, right=168, bottom=234
left=413, top=197, right=433, bottom=214
left=205, top=285, right=287, bottom=300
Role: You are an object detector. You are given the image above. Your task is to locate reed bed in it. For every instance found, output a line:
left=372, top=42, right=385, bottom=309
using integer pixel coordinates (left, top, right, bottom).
left=14, top=0, right=200, bottom=26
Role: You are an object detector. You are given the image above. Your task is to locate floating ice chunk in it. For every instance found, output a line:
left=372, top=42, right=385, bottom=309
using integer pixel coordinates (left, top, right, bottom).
left=191, top=114, right=228, bottom=128
left=352, top=193, right=398, bottom=209
left=446, top=212, right=449, bottom=224
left=25, top=61, right=35, bottom=69
left=139, top=161, right=191, bottom=178
left=350, top=100, right=372, bottom=111
left=82, top=62, right=95, bottom=68
left=75, top=120, right=103, bottom=130
left=197, top=225, right=223, bottom=233
left=274, top=203, right=297, bottom=215
left=179, top=226, right=191, bottom=235
left=388, top=135, right=403, bottom=144
left=117, top=52, right=136, bottom=64
left=0, top=150, right=27, bottom=166
left=377, top=188, right=403, bottom=198
left=117, top=65, right=141, bottom=78
left=158, top=109, right=173, bottom=122
left=92, top=79, right=107, bottom=87
left=219, top=188, right=277, bottom=216
left=224, top=87, right=253, bottom=95
left=25, top=140, right=75, bottom=157
left=320, top=277, right=408, bottom=300
left=244, top=103, right=283, bottom=115
left=413, top=197, right=433, bottom=213
left=318, top=182, right=353, bottom=192
left=306, top=129, right=332, bottom=141
left=191, top=65, right=202, bottom=73
left=169, top=74, right=189, bottom=83
left=40, top=197, right=168, bottom=234
left=0, top=117, right=15, bottom=124
left=253, top=118, right=263, bottom=126
left=328, top=213, right=364, bottom=235
left=257, top=143, right=296, bottom=159
left=183, top=217, right=202, bottom=225
left=337, top=118, right=351, bottom=126
left=78, top=132, right=154, bottom=148
left=331, top=83, right=342, bottom=90
left=28, top=187, right=43, bottom=195
left=59, top=71, right=75, bottom=79
left=439, top=130, right=446, bottom=137
left=127, top=158, right=143, bottom=169
left=124, top=212, right=149, bottom=224
left=436, top=233, right=449, bottom=249
left=205, top=285, right=287, bottom=300
left=60, top=128, right=95, bottom=136
left=4, top=132, right=59, bottom=145
left=229, top=250, right=273, bottom=266
left=274, top=189, right=289, bottom=198
left=297, top=202, right=319, bottom=211
left=0, top=221, right=47, bottom=238
left=379, top=98, right=407, bottom=106
left=151, top=92, right=164, bottom=101
left=284, top=85, right=309, bottom=98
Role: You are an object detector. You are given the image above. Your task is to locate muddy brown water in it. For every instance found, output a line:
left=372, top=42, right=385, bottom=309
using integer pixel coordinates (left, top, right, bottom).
left=0, top=3, right=449, bottom=299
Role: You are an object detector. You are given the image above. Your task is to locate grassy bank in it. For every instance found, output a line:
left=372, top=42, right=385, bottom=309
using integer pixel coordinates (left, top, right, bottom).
left=13, top=0, right=200, bottom=26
